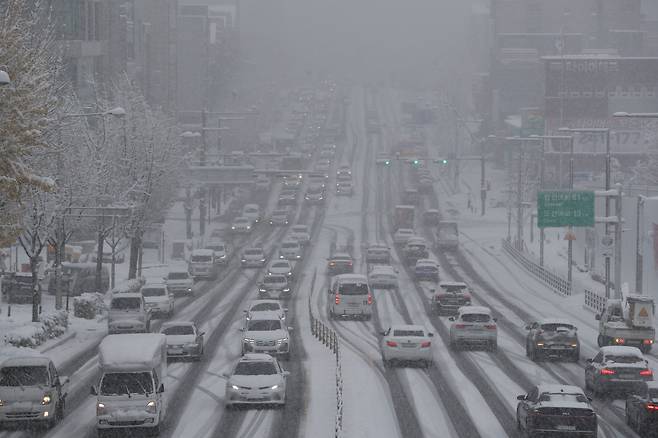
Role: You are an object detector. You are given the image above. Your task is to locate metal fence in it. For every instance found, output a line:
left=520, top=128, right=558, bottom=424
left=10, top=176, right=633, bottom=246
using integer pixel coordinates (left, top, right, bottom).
left=308, top=273, right=343, bottom=438
left=583, top=287, right=607, bottom=314
left=501, top=238, right=572, bottom=296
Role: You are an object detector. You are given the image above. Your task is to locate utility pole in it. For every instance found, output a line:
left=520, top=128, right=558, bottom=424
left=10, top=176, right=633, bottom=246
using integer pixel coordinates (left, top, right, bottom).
left=516, top=142, right=524, bottom=250
left=636, top=196, right=645, bottom=294
left=568, top=135, right=575, bottom=284
left=614, top=183, right=623, bottom=298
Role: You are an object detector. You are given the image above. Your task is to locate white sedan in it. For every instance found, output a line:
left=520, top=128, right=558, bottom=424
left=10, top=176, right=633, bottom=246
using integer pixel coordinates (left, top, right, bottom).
left=231, top=216, right=253, bottom=233
left=393, top=228, right=415, bottom=245
left=267, top=260, right=293, bottom=278
left=224, top=353, right=289, bottom=408
left=368, top=265, right=399, bottom=290
left=244, top=299, right=287, bottom=322
left=380, top=325, right=434, bottom=368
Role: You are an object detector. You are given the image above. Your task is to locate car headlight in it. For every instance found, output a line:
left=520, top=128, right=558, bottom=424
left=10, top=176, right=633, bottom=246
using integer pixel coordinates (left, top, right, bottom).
left=270, top=384, right=279, bottom=390
left=187, top=287, right=193, bottom=292
left=146, top=400, right=157, bottom=414
left=246, top=226, right=251, bottom=230
left=231, top=226, right=236, bottom=230
left=243, top=338, right=255, bottom=344
left=241, top=259, right=247, bottom=263
left=230, top=384, right=239, bottom=391
left=283, top=288, right=290, bottom=292
left=220, top=255, right=226, bottom=259
left=186, top=343, right=199, bottom=348
left=277, top=337, right=289, bottom=344
left=96, top=402, right=106, bottom=416
left=41, top=394, right=52, bottom=405
left=260, top=258, right=266, bottom=262
left=259, top=288, right=267, bottom=292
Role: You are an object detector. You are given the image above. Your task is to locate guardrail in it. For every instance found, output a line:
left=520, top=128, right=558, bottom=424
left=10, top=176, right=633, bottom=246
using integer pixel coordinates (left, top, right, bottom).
left=584, top=287, right=607, bottom=314
left=308, top=271, right=343, bottom=438
left=501, top=238, right=572, bottom=296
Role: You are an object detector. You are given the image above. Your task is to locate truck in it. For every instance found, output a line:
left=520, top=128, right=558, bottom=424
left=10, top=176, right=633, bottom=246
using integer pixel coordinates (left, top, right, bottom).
left=107, top=291, right=151, bottom=334
left=394, top=205, right=415, bottom=230
left=93, top=334, right=168, bottom=436
left=0, top=355, right=70, bottom=427
left=436, top=221, right=459, bottom=250
left=596, top=296, right=655, bottom=353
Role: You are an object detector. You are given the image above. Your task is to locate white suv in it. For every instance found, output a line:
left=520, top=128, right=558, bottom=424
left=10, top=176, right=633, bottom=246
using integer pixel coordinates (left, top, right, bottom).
left=449, top=306, right=497, bottom=351
left=140, top=282, right=175, bottom=318
left=241, top=312, right=292, bottom=360
left=279, top=240, right=302, bottom=260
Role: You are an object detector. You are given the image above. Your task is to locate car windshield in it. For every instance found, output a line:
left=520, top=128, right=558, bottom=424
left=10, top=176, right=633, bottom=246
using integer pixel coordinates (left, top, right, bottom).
left=272, top=262, right=289, bottom=268
left=244, top=207, right=258, bottom=214
left=162, top=325, right=194, bottom=335
left=245, top=250, right=263, bottom=256
left=442, top=285, right=466, bottom=293
left=264, top=277, right=285, bottom=284
left=235, top=219, right=249, bottom=224
left=393, top=330, right=424, bottom=337
left=141, top=288, right=165, bottom=297
left=605, top=354, right=643, bottom=364
left=191, top=255, right=212, bottom=262
left=338, top=283, right=369, bottom=295
left=111, top=297, right=141, bottom=310
left=539, top=392, right=589, bottom=403
left=100, top=372, right=154, bottom=396
left=234, top=361, right=277, bottom=376
left=168, top=272, right=189, bottom=280
left=292, top=226, right=307, bottom=233
left=541, top=323, right=575, bottom=331
left=248, top=320, right=282, bottom=331
left=273, top=210, right=288, bottom=216
left=251, top=303, right=281, bottom=312
left=206, top=244, right=225, bottom=251
left=0, top=366, right=49, bottom=387
left=462, top=314, right=491, bottom=323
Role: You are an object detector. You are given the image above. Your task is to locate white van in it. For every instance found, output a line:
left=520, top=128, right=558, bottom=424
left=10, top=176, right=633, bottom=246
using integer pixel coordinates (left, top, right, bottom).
left=328, top=274, right=373, bottom=320
left=93, top=334, right=167, bottom=436
left=188, top=249, right=218, bottom=281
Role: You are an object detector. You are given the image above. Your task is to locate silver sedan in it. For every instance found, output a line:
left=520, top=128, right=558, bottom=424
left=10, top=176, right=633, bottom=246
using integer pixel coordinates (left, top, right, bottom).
left=380, top=324, right=434, bottom=368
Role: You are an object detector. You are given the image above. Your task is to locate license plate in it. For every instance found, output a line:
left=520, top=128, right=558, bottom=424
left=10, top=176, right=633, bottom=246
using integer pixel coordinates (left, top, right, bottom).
left=619, top=374, right=636, bottom=379
left=169, top=348, right=183, bottom=354
left=550, top=345, right=566, bottom=350
left=556, top=425, right=576, bottom=431
left=402, top=344, right=417, bottom=348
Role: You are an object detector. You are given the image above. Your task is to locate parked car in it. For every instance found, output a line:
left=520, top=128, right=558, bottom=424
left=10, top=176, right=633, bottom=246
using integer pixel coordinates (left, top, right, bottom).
left=258, top=274, right=292, bottom=299
left=141, top=282, right=175, bottom=318
left=224, top=354, right=289, bottom=408
left=244, top=300, right=287, bottom=322
left=525, top=319, right=579, bottom=362
left=449, top=306, right=497, bottom=351
left=368, top=265, right=399, bottom=290
left=366, top=244, right=391, bottom=264
left=327, top=252, right=354, bottom=276
left=516, top=385, right=597, bottom=438
left=241, top=247, right=267, bottom=268
left=626, top=381, right=658, bottom=437
left=431, top=281, right=470, bottom=315
left=0, top=355, right=69, bottom=428
left=393, top=228, right=415, bottom=245
left=328, top=274, right=372, bottom=320
left=415, top=258, right=439, bottom=282
left=585, top=346, right=653, bottom=396
left=240, top=312, right=292, bottom=359
left=160, top=321, right=205, bottom=360
left=380, top=325, right=434, bottom=368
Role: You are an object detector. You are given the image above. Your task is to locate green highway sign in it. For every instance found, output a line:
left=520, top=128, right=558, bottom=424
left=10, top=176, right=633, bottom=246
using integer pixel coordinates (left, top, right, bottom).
left=538, top=191, right=595, bottom=228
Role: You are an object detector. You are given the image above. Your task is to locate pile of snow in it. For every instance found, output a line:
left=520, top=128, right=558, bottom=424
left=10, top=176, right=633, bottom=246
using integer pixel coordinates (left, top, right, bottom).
left=73, top=292, right=107, bottom=319
left=2, top=310, right=69, bottom=348
left=111, top=277, right=145, bottom=295
left=99, top=333, right=166, bottom=371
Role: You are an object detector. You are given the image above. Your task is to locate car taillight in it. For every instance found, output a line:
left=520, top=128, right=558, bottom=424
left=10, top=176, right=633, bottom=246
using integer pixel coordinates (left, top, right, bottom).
left=646, top=403, right=658, bottom=412
left=643, top=339, right=654, bottom=345
left=386, top=340, right=398, bottom=347
left=485, top=324, right=497, bottom=330
left=463, top=294, right=471, bottom=300
left=455, top=323, right=466, bottom=329
left=614, top=337, right=625, bottom=344
left=640, top=369, right=653, bottom=377
left=347, top=261, right=353, bottom=266
left=329, top=262, right=336, bottom=266
left=335, top=294, right=341, bottom=305
left=600, top=368, right=616, bottom=375
left=367, top=294, right=373, bottom=305
left=421, top=341, right=431, bottom=348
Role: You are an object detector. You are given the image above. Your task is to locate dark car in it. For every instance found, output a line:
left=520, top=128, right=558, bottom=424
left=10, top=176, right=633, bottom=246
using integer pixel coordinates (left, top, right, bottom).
left=327, top=253, right=353, bottom=276
left=516, top=384, right=597, bottom=437
left=585, top=346, right=653, bottom=397
left=525, top=319, right=580, bottom=362
left=626, top=381, right=658, bottom=437
left=431, top=281, right=471, bottom=315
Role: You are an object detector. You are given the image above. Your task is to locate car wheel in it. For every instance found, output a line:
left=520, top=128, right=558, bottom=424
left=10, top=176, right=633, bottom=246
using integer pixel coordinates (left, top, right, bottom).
left=640, top=344, right=652, bottom=354
left=56, top=399, right=65, bottom=421
left=281, top=353, right=290, bottom=361
left=597, top=335, right=605, bottom=347
left=97, top=430, right=110, bottom=438
left=570, top=349, right=580, bottom=362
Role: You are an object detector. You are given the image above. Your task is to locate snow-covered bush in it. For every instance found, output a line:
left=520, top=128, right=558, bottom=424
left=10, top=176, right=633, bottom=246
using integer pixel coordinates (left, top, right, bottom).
left=73, top=292, right=106, bottom=319
left=3, top=310, right=69, bottom=348
left=112, top=277, right=145, bottom=295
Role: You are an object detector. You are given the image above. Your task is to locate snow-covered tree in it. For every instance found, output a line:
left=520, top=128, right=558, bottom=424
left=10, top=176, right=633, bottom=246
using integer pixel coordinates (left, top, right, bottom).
left=0, top=0, right=61, bottom=245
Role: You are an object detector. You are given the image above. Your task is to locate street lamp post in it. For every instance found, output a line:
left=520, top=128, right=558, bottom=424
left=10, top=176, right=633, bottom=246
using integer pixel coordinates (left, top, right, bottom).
left=559, top=127, right=611, bottom=297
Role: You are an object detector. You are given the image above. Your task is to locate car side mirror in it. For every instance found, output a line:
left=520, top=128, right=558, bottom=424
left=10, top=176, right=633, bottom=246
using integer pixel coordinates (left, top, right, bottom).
left=586, top=358, right=593, bottom=363
left=239, top=328, right=245, bottom=332
left=595, top=314, right=601, bottom=321
left=448, top=317, right=455, bottom=322
left=157, top=383, right=165, bottom=393
left=90, top=385, right=98, bottom=396
left=380, top=331, right=386, bottom=336
left=516, top=394, right=526, bottom=401
left=199, top=332, right=205, bottom=337
left=428, top=333, right=434, bottom=337
left=282, top=371, right=290, bottom=377
left=287, top=327, right=294, bottom=331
